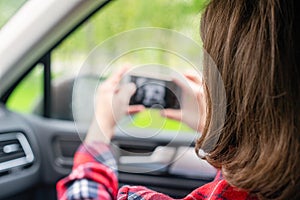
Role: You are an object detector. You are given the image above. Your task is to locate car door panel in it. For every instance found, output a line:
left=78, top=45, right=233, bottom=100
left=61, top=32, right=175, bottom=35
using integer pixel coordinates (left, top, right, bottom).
left=0, top=105, right=40, bottom=199
left=0, top=104, right=215, bottom=199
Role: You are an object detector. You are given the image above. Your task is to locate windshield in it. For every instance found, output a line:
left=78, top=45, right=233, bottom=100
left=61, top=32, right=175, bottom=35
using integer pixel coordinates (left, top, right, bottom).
left=0, top=0, right=27, bottom=29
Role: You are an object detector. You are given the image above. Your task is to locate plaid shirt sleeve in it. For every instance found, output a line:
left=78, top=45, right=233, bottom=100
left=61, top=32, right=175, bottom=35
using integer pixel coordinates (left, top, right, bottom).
left=57, top=142, right=257, bottom=200
left=56, top=142, right=118, bottom=200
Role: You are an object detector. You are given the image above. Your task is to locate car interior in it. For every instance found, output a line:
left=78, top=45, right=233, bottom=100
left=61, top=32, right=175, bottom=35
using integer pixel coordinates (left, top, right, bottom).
left=0, top=0, right=216, bottom=199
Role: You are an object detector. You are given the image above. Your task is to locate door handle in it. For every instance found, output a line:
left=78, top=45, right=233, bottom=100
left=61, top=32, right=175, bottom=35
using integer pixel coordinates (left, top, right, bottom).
left=119, top=146, right=176, bottom=165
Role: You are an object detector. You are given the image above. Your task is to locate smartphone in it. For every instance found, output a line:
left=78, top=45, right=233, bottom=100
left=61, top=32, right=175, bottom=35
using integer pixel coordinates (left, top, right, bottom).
left=123, top=74, right=181, bottom=109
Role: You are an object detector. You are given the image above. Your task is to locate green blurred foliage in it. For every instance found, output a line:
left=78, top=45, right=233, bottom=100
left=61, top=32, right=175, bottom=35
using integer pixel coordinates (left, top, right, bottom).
left=7, top=64, right=43, bottom=113
left=56, top=0, right=208, bottom=58
left=129, top=109, right=193, bottom=131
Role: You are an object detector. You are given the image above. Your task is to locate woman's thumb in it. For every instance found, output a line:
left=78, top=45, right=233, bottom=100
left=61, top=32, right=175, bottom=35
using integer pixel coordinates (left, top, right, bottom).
left=118, top=83, right=136, bottom=103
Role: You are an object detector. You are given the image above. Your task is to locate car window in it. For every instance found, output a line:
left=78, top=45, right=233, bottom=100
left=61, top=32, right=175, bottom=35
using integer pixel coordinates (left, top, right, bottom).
left=6, top=64, right=43, bottom=113
left=0, top=0, right=27, bottom=29
left=7, top=0, right=207, bottom=131
left=52, top=0, right=205, bottom=80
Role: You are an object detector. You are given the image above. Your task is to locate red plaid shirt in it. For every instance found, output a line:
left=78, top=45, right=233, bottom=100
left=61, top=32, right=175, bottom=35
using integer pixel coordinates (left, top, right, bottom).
left=57, top=143, right=257, bottom=200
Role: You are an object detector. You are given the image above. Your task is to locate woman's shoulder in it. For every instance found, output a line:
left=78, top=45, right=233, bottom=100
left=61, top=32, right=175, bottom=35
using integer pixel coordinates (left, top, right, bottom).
left=117, top=173, right=258, bottom=200
left=188, top=177, right=258, bottom=200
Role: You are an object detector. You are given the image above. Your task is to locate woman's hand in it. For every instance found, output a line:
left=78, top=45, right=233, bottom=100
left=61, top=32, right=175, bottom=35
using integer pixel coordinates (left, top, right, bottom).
left=160, top=74, right=207, bottom=133
left=85, top=67, right=144, bottom=144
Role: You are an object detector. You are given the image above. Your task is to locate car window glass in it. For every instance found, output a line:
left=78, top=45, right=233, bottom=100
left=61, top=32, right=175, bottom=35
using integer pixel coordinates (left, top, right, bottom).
left=52, top=0, right=205, bottom=81
left=51, top=0, right=206, bottom=132
left=0, top=0, right=27, bottom=29
left=6, top=64, right=43, bottom=113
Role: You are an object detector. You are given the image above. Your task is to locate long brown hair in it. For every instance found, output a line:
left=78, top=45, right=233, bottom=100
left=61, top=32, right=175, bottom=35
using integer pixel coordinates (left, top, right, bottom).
left=196, top=0, right=300, bottom=199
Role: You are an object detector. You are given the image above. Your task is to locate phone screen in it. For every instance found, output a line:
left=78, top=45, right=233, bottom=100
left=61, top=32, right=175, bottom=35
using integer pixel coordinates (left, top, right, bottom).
left=128, top=75, right=181, bottom=109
